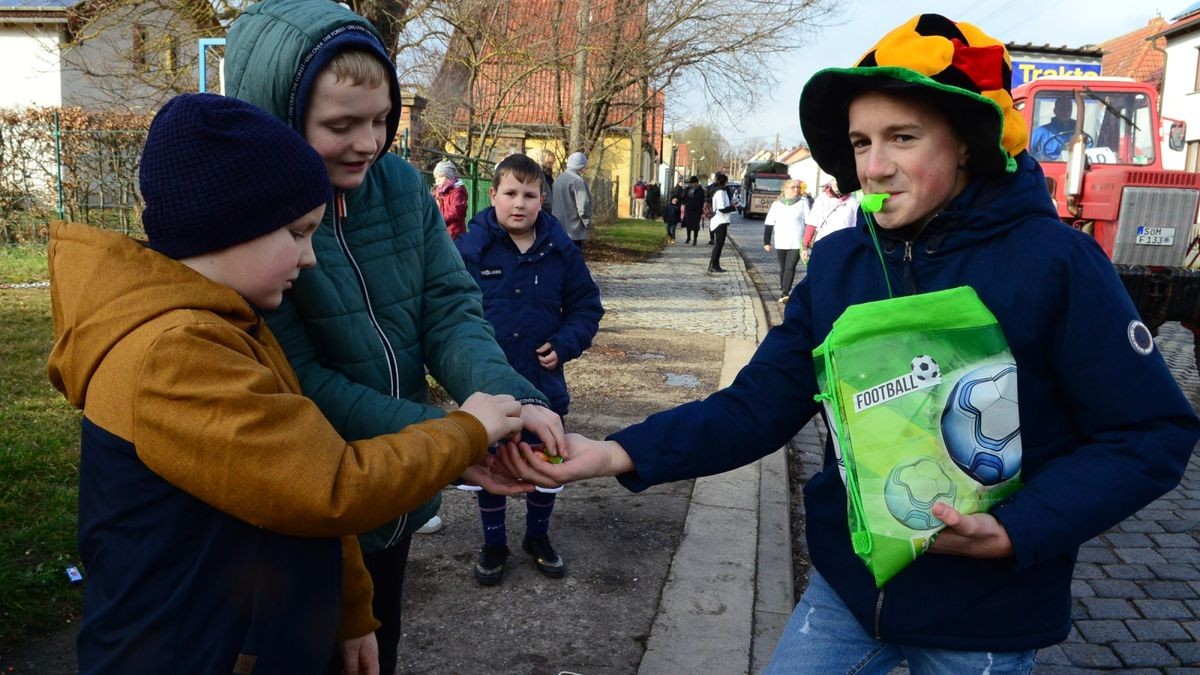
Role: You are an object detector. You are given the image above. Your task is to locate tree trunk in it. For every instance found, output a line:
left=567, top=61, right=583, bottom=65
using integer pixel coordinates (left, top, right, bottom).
left=350, top=0, right=411, bottom=58
left=569, top=1, right=588, bottom=152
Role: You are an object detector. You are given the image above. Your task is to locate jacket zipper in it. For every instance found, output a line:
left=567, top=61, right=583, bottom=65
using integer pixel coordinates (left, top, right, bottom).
left=332, top=192, right=401, bottom=397
left=873, top=589, right=885, bottom=638
left=901, top=241, right=917, bottom=295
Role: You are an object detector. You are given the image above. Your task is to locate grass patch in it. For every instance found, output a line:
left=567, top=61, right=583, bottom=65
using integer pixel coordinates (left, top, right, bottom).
left=0, top=244, right=49, bottom=284
left=586, top=218, right=667, bottom=263
left=0, top=287, right=83, bottom=649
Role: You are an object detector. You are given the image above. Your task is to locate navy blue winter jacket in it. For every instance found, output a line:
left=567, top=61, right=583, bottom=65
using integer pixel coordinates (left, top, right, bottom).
left=456, top=208, right=604, bottom=414
left=609, top=153, right=1199, bottom=651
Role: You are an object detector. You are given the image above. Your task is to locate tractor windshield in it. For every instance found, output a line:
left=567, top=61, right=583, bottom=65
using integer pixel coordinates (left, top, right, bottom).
left=1029, top=89, right=1155, bottom=165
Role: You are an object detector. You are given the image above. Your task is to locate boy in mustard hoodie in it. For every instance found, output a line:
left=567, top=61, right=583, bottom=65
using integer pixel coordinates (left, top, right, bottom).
left=47, top=93, right=523, bottom=674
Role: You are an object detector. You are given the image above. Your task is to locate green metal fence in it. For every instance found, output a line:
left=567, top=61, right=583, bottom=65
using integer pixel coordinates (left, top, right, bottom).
left=0, top=111, right=147, bottom=244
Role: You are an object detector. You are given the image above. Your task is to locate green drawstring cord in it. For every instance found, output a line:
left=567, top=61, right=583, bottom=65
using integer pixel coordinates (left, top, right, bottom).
left=812, top=190, right=892, bottom=556
left=813, top=337, right=873, bottom=556
left=860, top=194, right=894, bottom=300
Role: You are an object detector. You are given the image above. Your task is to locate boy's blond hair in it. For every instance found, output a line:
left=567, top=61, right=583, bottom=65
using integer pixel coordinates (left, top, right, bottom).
left=326, top=48, right=390, bottom=89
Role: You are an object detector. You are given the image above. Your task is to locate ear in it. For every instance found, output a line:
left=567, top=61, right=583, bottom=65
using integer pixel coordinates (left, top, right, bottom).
left=958, top=140, right=970, bottom=169
left=489, top=186, right=498, bottom=204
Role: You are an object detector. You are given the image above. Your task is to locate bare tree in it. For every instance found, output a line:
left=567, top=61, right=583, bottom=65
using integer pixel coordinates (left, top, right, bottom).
left=560, top=0, right=838, bottom=159
left=404, top=0, right=836, bottom=169
left=59, top=0, right=226, bottom=111
left=399, top=0, right=565, bottom=160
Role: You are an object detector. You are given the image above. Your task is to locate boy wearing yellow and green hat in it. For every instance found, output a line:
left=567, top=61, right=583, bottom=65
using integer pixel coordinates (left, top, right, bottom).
left=500, top=13, right=1198, bottom=673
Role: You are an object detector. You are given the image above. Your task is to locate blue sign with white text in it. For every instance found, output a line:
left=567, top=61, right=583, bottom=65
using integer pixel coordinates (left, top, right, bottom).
left=1011, top=61, right=1101, bottom=89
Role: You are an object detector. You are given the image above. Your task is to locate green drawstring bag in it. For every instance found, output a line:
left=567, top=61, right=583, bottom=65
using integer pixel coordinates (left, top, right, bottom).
left=813, top=286, right=1023, bottom=587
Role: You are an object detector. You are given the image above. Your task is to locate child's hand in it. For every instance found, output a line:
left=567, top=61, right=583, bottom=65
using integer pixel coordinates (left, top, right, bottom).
left=462, top=455, right=533, bottom=495
left=495, top=434, right=633, bottom=487
left=536, top=342, right=559, bottom=370
left=928, top=502, right=1014, bottom=559
left=460, top=392, right=523, bottom=444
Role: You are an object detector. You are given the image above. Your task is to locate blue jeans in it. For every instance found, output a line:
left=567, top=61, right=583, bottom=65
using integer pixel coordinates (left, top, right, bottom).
left=765, top=572, right=1037, bottom=675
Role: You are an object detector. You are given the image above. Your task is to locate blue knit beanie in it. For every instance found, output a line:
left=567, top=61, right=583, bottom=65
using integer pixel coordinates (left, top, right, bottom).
left=140, top=93, right=332, bottom=260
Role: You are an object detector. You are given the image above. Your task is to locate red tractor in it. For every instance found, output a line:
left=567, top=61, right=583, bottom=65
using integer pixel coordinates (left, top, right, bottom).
left=1013, top=77, right=1200, bottom=367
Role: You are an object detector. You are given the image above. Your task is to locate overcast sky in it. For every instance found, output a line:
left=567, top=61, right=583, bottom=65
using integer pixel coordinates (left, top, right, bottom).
left=683, top=0, right=1179, bottom=150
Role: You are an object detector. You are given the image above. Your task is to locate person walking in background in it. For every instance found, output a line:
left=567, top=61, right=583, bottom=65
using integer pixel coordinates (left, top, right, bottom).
left=704, top=178, right=717, bottom=245
left=499, top=13, right=1199, bottom=674
left=671, top=178, right=686, bottom=202
left=456, top=154, right=604, bottom=586
left=47, top=92, right=525, bottom=673
left=803, top=180, right=858, bottom=265
left=681, top=175, right=705, bottom=245
left=706, top=172, right=735, bottom=273
left=763, top=179, right=809, bottom=303
left=433, top=160, right=468, bottom=240
left=632, top=178, right=647, bottom=219
left=224, top=1, right=564, bottom=671
left=552, top=151, right=593, bottom=250
left=663, top=192, right=682, bottom=243
left=540, top=150, right=556, bottom=206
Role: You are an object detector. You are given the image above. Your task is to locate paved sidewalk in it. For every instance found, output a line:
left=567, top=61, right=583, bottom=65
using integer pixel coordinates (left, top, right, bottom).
left=604, top=231, right=795, bottom=675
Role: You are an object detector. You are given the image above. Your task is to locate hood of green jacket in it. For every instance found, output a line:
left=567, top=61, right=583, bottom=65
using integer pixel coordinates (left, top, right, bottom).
left=224, top=0, right=401, bottom=155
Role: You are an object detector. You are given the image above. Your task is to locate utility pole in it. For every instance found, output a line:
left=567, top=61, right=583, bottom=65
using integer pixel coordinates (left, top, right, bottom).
left=569, top=0, right=589, bottom=153
left=774, top=133, right=780, bottom=160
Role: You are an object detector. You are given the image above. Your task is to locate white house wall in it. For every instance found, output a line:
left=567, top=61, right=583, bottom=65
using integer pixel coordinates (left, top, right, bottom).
left=1161, top=29, right=1200, bottom=171
left=0, top=25, right=63, bottom=107
left=788, top=157, right=833, bottom=195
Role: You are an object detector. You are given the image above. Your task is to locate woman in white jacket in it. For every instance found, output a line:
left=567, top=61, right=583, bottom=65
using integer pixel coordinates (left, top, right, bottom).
left=762, top=179, right=810, bottom=302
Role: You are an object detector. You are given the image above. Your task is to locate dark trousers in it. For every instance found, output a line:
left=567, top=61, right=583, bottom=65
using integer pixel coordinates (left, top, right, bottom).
left=328, top=536, right=413, bottom=675
left=708, top=223, right=728, bottom=269
left=666, top=222, right=678, bottom=239
left=572, top=239, right=586, bottom=252
left=777, top=248, right=801, bottom=296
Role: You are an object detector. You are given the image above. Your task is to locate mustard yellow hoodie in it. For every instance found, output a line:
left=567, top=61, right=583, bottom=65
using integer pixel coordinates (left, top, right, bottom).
left=47, top=221, right=487, bottom=670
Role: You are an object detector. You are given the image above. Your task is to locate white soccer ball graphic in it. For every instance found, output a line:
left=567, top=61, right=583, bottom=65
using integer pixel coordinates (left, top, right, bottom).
left=911, top=355, right=940, bottom=382
left=940, top=363, right=1022, bottom=486
left=883, top=457, right=956, bottom=530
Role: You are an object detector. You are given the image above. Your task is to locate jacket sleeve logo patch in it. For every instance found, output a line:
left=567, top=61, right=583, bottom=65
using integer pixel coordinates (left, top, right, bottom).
left=479, top=266, right=504, bottom=279
left=1127, top=320, right=1155, bottom=356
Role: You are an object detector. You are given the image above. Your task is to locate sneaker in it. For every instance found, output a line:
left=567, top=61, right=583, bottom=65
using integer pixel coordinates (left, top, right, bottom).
left=522, top=535, right=566, bottom=578
left=474, top=544, right=509, bottom=586
left=415, top=515, right=443, bottom=534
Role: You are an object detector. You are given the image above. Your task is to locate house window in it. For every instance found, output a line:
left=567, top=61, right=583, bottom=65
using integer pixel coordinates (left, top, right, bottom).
left=1186, top=140, right=1200, bottom=172
left=132, top=24, right=149, bottom=72
left=1194, top=47, right=1200, bottom=92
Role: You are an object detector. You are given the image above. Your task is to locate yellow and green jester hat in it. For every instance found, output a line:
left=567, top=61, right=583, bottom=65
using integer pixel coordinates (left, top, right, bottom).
left=799, top=13, right=1029, bottom=193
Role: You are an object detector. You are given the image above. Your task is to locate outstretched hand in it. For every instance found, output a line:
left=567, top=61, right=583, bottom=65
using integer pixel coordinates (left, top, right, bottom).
left=461, top=455, right=533, bottom=496
left=495, top=434, right=633, bottom=488
left=928, top=502, right=1014, bottom=559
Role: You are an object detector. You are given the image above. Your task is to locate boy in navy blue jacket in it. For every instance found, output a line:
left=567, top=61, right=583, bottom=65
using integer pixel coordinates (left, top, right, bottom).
left=501, top=14, right=1200, bottom=674
left=455, top=153, right=604, bottom=584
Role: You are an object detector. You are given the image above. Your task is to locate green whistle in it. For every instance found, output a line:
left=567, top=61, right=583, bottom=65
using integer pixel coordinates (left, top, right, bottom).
left=860, top=193, right=889, bottom=213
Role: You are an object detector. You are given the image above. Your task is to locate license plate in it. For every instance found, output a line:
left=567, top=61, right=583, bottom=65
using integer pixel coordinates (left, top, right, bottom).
left=1136, top=226, right=1175, bottom=246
